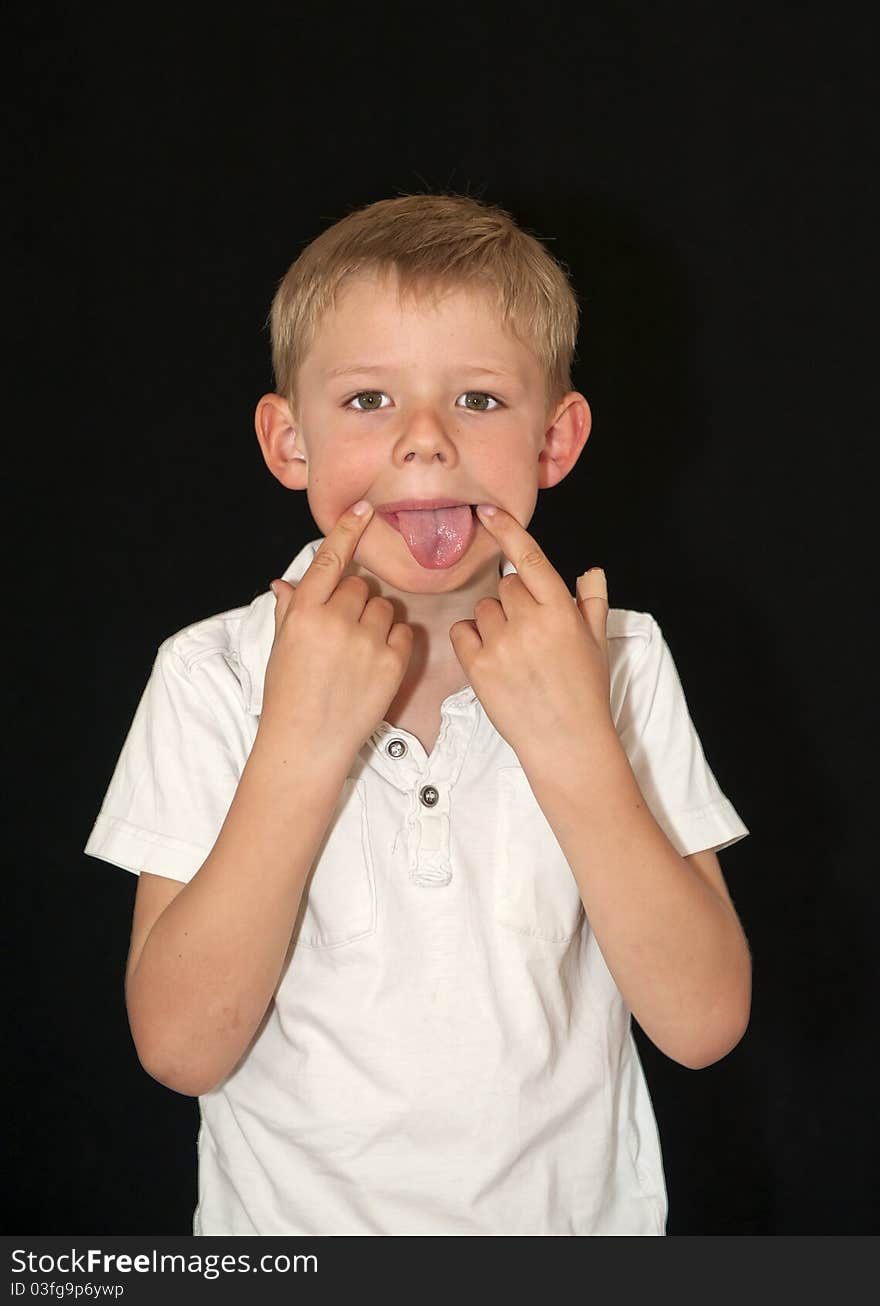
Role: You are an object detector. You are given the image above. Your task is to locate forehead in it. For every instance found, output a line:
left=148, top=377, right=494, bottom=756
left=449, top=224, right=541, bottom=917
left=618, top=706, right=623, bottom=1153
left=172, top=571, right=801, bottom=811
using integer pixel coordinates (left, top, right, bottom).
left=304, top=268, right=540, bottom=378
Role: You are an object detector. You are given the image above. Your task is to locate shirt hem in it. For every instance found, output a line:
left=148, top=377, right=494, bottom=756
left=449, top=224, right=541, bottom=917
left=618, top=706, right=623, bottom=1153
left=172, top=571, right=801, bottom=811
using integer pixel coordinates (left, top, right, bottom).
left=657, top=797, right=749, bottom=858
left=83, top=814, right=208, bottom=882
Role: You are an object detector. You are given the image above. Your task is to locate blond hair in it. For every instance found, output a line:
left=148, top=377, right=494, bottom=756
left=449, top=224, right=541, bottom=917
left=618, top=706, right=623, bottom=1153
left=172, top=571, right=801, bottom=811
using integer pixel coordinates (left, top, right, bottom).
left=268, top=193, right=579, bottom=416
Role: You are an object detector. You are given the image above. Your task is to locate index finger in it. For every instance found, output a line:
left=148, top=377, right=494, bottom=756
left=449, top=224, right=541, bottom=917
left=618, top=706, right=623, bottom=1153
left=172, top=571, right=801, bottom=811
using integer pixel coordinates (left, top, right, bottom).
left=475, top=504, right=569, bottom=604
left=294, top=499, right=374, bottom=605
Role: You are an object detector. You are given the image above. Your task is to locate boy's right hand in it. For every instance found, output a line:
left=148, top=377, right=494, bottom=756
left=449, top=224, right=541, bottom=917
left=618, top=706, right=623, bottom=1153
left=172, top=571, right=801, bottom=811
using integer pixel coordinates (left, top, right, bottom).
left=259, top=501, right=414, bottom=763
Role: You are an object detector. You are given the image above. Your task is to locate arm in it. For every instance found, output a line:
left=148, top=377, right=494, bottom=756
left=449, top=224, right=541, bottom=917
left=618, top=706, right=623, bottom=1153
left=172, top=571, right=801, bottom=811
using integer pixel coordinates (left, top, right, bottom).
left=125, top=732, right=353, bottom=1097
left=448, top=506, right=751, bottom=1073
left=125, top=500, right=412, bottom=1098
left=521, top=725, right=752, bottom=1070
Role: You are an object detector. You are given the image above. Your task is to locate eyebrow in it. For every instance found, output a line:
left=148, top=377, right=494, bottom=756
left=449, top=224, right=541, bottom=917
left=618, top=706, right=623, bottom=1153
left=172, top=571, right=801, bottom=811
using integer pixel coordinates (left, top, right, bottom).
left=325, top=363, right=519, bottom=379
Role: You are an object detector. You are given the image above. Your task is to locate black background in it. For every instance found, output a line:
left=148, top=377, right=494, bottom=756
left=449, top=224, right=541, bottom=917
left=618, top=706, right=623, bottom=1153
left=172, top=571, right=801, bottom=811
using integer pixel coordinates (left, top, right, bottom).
left=8, top=2, right=877, bottom=1235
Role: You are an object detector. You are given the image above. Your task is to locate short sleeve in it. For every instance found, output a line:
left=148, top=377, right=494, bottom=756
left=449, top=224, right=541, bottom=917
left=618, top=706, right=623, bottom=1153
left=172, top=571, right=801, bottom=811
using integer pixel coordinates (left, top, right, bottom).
left=613, top=615, right=750, bottom=858
left=83, top=639, right=242, bottom=883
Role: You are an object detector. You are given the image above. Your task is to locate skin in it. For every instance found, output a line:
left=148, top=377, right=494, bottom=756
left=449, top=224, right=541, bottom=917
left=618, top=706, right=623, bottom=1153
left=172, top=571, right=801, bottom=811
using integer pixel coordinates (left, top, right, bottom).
left=254, top=266, right=592, bottom=696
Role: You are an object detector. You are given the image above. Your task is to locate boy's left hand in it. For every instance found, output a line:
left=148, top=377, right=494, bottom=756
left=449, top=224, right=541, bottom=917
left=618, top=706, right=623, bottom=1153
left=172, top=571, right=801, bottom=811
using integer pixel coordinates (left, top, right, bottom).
left=448, top=505, right=615, bottom=763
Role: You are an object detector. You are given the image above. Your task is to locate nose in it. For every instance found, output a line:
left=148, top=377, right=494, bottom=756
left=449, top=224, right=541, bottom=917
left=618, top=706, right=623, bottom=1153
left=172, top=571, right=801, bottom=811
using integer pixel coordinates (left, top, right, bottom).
left=394, top=406, right=457, bottom=464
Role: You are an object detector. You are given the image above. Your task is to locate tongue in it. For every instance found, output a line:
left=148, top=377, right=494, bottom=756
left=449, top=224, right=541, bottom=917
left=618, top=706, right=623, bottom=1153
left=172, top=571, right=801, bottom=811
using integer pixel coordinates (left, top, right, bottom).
left=395, top=505, right=475, bottom=569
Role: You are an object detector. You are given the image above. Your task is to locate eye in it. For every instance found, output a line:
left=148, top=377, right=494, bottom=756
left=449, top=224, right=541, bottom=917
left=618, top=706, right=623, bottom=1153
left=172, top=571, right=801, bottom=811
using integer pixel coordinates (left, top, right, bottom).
left=457, top=391, right=501, bottom=412
left=346, top=391, right=391, bottom=412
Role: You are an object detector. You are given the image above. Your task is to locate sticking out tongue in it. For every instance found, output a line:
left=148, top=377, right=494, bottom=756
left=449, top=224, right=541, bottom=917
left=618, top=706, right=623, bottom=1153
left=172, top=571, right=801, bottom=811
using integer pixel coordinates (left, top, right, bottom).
left=394, top=505, right=475, bottom=569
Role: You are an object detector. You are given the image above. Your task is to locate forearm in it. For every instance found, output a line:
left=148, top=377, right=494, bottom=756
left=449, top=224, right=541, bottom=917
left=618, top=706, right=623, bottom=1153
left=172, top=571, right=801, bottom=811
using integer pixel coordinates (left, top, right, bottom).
left=520, top=725, right=751, bottom=1069
left=126, top=726, right=353, bottom=1096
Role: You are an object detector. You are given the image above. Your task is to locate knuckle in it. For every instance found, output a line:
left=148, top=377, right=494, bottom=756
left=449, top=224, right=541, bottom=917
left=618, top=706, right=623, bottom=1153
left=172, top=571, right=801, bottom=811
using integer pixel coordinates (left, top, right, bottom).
left=312, top=548, right=343, bottom=573
left=342, top=574, right=370, bottom=597
left=519, top=548, right=545, bottom=571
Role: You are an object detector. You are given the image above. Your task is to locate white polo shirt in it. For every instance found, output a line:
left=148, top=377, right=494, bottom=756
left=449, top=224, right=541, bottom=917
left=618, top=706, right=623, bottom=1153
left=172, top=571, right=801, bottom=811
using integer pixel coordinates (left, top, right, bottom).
left=84, top=537, right=749, bottom=1236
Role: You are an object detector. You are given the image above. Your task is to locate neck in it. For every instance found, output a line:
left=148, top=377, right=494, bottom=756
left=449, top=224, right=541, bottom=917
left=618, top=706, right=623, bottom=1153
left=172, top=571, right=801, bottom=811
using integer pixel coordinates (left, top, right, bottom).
left=343, top=551, right=505, bottom=676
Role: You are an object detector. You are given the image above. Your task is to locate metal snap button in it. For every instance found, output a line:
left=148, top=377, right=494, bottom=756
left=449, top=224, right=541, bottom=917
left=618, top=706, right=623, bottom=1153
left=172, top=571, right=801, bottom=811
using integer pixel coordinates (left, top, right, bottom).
left=386, top=738, right=407, bottom=759
left=419, top=785, right=439, bottom=808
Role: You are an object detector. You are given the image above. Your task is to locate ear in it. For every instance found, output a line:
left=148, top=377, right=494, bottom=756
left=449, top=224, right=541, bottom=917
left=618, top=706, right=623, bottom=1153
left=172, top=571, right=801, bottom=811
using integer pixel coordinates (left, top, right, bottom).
left=536, top=392, right=592, bottom=491
left=254, top=393, right=308, bottom=490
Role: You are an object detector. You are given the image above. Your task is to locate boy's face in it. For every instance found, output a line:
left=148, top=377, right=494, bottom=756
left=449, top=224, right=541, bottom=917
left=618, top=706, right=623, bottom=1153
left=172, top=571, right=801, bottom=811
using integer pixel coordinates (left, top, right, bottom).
left=260, top=268, right=589, bottom=592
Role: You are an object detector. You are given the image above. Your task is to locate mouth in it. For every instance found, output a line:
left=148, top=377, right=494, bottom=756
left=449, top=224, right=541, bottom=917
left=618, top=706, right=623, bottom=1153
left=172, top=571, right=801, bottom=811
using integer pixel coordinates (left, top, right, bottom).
left=376, top=498, right=476, bottom=518
left=376, top=501, right=480, bottom=569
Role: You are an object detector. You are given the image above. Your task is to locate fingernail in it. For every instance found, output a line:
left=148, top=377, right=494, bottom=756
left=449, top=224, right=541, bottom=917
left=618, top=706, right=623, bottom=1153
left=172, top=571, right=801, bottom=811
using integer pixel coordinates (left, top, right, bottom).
left=352, top=499, right=372, bottom=516
left=476, top=503, right=497, bottom=517
left=269, top=581, right=279, bottom=597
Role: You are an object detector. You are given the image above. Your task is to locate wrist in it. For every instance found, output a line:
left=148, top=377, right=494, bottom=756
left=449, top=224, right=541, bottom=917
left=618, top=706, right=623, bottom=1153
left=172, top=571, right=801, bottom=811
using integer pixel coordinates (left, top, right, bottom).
left=515, top=713, right=623, bottom=777
left=251, top=717, right=357, bottom=787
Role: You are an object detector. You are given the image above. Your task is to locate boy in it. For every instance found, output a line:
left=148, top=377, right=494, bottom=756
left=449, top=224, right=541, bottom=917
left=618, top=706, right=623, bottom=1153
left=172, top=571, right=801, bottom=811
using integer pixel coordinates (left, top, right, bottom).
left=84, top=193, right=752, bottom=1236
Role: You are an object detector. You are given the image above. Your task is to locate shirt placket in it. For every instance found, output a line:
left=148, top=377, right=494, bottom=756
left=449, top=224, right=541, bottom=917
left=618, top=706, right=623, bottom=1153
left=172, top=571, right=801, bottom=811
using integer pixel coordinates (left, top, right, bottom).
left=364, top=697, right=478, bottom=887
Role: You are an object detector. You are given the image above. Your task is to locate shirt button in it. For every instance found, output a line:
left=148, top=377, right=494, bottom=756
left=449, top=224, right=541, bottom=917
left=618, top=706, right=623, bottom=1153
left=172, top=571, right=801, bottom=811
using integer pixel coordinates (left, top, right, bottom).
left=419, top=785, right=439, bottom=808
left=386, top=738, right=408, bottom=759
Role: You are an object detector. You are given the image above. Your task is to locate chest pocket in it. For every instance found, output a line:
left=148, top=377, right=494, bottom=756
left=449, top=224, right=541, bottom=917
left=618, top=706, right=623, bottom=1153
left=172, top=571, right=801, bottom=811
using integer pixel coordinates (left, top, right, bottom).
left=294, top=776, right=377, bottom=949
left=493, top=766, right=585, bottom=943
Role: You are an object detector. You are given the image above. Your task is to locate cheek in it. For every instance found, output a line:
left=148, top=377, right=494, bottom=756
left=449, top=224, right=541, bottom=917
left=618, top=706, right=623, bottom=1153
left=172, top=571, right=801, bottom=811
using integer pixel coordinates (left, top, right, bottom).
left=482, top=440, right=535, bottom=487
left=484, top=444, right=539, bottom=520
left=305, top=449, right=374, bottom=520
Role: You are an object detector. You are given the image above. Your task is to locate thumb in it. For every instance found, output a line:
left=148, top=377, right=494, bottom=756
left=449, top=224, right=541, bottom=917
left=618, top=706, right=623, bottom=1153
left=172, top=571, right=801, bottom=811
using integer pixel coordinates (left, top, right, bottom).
left=269, top=578, right=296, bottom=630
left=575, top=568, right=609, bottom=645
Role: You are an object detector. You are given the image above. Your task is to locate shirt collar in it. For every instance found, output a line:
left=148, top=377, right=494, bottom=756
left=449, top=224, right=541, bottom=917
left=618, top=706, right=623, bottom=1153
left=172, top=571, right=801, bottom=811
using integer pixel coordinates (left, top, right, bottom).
left=234, top=538, right=518, bottom=716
